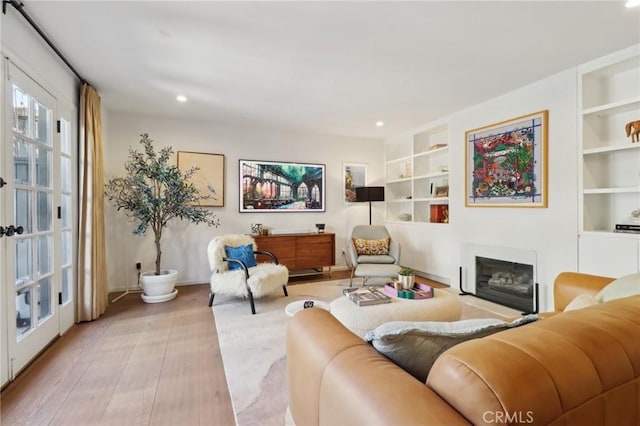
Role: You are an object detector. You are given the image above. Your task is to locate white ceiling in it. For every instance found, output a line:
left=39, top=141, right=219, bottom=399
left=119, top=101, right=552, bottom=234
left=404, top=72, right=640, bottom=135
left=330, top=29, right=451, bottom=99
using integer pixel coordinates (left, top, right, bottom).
left=19, top=1, right=640, bottom=139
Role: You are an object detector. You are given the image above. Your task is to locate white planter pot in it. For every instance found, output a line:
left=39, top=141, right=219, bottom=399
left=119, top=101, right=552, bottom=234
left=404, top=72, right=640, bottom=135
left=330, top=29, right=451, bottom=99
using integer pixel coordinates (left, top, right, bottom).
left=398, top=274, right=415, bottom=290
left=140, top=269, right=178, bottom=303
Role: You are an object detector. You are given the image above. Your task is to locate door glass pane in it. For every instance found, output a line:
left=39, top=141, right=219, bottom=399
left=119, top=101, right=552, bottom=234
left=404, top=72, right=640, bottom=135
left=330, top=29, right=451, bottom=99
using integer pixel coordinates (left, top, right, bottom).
left=36, top=147, right=51, bottom=188
left=62, top=267, right=71, bottom=304
left=15, top=239, right=32, bottom=286
left=13, top=85, right=30, bottom=136
left=16, top=289, right=32, bottom=336
left=14, top=189, right=32, bottom=234
left=60, top=118, right=71, bottom=155
left=61, top=194, right=71, bottom=228
left=36, top=191, right=52, bottom=232
left=61, top=156, right=70, bottom=192
left=37, top=278, right=52, bottom=321
left=34, top=101, right=50, bottom=145
left=13, top=137, right=31, bottom=185
left=62, top=230, right=71, bottom=266
left=37, top=235, right=52, bottom=277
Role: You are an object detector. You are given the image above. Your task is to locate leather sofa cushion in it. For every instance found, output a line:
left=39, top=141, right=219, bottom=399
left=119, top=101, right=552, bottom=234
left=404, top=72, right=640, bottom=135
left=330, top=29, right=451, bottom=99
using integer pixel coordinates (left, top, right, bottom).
left=365, top=315, right=538, bottom=382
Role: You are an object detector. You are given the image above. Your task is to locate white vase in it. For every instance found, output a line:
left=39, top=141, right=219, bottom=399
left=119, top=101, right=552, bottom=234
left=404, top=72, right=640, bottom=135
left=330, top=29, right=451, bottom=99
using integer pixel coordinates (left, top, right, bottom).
left=140, top=269, right=178, bottom=303
left=398, top=274, right=415, bottom=290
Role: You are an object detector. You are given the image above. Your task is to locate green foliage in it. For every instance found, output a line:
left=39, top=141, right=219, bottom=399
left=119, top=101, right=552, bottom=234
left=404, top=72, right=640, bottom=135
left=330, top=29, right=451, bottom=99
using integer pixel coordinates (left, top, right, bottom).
left=398, top=267, right=414, bottom=276
left=105, top=133, right=220, bottom=275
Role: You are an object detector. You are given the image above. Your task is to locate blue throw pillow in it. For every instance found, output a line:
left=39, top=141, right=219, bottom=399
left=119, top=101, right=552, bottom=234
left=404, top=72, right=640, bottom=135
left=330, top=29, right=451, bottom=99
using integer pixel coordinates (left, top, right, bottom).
left=224, top=244, right=257, bottom=271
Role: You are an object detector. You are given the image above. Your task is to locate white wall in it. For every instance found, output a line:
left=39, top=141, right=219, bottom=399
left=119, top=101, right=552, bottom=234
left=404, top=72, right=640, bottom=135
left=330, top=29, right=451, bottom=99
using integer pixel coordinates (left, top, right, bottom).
left=1, top=11, right=78, bottom=107
left=428, top=68, right=579, bottom=311
left=104, top=112, right=385, bottom=291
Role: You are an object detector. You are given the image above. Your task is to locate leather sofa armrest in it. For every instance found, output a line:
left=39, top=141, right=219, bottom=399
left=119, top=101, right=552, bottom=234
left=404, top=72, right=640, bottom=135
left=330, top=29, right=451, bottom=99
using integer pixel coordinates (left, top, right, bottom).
left=287, top=309, right=468, bottom=426
left=553, top=272, right=614, bottom=312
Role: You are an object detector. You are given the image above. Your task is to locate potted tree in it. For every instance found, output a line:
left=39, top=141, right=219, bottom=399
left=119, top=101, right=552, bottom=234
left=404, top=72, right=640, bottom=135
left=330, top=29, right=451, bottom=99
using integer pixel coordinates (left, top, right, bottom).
left=106, top=133, right=220, bottom=303
left=398, top=267, right=415, bottom=290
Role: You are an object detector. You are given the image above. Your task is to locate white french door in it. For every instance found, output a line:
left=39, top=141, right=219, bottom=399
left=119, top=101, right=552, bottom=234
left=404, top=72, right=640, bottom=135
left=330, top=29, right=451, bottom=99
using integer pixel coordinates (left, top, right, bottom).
left=2, top=61, right=75, bottom=383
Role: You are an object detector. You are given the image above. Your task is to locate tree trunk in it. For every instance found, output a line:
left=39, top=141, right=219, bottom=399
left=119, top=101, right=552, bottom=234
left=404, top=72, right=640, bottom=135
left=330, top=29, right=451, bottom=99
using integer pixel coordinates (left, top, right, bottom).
left=154, top=231, right=162, bottom=275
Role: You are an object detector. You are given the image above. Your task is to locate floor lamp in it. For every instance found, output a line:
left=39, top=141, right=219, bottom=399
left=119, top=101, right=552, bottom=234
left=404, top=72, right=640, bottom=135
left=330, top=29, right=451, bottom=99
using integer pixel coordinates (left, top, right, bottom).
left=356, top=186, right=385, bottom=225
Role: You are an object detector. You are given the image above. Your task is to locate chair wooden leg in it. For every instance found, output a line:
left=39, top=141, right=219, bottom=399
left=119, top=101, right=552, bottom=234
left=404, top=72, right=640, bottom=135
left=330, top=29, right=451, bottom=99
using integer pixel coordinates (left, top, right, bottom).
left=208, top=291, right=215, bottom=307
left=248, top=290, right=256, bottom=314
left=282, top=285, right=288, bottom=297
left=349, top=268, right=355, bottom=287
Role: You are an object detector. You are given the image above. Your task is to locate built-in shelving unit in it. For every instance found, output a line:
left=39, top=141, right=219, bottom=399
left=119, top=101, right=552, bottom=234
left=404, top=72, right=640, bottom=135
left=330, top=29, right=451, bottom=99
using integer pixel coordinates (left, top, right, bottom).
left=385, top=122, right=449, bottom=224
left=577, top=44, right=640, bottom=277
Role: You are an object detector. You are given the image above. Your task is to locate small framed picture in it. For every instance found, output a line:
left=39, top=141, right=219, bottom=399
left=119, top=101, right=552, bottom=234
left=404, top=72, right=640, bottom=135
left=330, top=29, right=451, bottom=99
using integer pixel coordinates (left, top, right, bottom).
left=343, top=162, right=367, bottom=204
left=434, top=185, right=449, bottom=198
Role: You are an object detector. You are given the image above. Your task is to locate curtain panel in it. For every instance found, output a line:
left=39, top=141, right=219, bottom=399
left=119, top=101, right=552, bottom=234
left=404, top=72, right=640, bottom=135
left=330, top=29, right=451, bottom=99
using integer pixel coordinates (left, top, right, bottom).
left=77, top=84, right=108, bottom=321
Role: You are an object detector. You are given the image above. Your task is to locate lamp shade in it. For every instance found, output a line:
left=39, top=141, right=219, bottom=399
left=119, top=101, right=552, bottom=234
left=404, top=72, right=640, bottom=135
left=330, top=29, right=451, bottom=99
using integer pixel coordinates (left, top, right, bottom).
left=355, top=186, right=385, bottom=202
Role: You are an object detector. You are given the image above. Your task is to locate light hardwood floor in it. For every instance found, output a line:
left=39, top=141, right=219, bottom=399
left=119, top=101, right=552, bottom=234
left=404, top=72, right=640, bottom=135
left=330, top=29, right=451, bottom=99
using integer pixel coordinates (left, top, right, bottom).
left=0, top=270, right=444, bottom=425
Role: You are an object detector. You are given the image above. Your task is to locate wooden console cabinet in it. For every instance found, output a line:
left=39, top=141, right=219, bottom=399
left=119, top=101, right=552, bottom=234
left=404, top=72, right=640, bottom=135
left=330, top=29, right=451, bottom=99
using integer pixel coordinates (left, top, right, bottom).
left=253, top=233, right=335, bottom=276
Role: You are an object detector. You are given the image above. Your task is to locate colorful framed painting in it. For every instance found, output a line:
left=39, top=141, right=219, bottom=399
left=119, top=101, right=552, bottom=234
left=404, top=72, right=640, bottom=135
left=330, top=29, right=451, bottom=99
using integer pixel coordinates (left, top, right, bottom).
left=343, top=162, right=367, bottom=204
left=239, top=159, right=326, bottom=212
left=177, top=151, right=225, bottom=207
left=465, top=110, right=548, bottom=208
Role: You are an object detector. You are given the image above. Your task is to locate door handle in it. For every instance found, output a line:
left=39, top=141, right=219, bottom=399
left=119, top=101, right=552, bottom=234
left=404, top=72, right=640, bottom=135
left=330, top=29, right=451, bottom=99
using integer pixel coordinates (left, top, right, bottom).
left=0, top=177, right=6, bottom=188
left=0, top=225, right=24, bottom=237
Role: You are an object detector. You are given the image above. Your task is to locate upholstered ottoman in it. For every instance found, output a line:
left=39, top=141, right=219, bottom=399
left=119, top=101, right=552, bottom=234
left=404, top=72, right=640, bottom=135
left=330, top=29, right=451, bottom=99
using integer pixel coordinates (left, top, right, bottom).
left=329, top=289, right=462, bottom=338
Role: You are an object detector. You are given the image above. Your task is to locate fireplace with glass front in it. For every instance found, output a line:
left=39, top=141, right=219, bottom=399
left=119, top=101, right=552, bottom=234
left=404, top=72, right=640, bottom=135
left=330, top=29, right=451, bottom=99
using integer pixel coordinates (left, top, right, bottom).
left=461, top=244, right=538, bottom=314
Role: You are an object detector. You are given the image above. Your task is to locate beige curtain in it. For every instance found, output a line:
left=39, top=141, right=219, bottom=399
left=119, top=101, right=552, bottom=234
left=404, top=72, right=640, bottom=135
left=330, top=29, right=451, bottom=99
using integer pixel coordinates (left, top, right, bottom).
left=77, top=84, right=108, bottom=321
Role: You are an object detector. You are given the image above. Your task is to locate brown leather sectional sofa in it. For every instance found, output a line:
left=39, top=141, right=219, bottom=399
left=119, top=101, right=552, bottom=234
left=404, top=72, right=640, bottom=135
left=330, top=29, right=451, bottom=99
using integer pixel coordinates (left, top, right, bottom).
left=287, top=272, right=640, bottom=425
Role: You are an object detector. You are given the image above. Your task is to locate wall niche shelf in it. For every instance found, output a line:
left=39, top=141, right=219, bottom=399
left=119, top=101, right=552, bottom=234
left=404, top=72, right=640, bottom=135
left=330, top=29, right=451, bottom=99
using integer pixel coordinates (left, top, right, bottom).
left=577, top=44, right=640, bottom=277
left=385, top=122, right=449, bottom=224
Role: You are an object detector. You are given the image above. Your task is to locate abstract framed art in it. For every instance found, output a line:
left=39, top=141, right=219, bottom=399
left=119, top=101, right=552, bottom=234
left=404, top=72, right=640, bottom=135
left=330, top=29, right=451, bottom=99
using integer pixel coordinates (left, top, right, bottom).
left=239, top=159, right=326, bottom=212
left=343, top=162, right=367, bottom=203
left=177, top=151, right=225, bottom=207
left=465, top=110, right=548, bottom=208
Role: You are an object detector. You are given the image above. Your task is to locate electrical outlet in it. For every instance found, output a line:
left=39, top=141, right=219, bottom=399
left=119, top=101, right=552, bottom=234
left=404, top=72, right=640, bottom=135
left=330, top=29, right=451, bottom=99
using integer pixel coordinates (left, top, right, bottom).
left=135, top=262, right=141, bottom=271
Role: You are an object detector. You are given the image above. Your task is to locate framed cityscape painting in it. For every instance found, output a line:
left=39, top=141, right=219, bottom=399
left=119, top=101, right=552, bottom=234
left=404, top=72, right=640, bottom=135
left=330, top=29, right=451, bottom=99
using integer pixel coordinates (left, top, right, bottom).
left=343, top=162, right=367, bottom=204
left=239, top=159, right=326, bottom=212
left=465, top=110, right=548, bottom=208
left=177, top=151, right=225, bottom=207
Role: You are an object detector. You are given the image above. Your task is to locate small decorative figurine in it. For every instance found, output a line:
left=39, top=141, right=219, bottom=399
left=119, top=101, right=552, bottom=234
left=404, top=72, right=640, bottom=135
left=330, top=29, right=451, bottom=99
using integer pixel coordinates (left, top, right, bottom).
left=625, top=120, right=640, bottom=143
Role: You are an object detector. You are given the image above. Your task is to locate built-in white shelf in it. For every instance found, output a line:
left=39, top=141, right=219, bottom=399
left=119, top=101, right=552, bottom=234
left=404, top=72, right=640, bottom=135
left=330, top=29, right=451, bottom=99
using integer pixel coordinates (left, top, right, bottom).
left=583, top=187, right=640, bottom=194
left=583, top=144, right=640, bottom=155
left=582, top=97, right=640, bottom=116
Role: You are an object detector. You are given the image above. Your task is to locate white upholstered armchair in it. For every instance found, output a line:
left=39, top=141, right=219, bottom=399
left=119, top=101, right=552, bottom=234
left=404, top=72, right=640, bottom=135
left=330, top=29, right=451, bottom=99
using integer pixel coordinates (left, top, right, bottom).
left=346, top=225, right=401, bottom=286
left=207, top=234, right=288, bottom=314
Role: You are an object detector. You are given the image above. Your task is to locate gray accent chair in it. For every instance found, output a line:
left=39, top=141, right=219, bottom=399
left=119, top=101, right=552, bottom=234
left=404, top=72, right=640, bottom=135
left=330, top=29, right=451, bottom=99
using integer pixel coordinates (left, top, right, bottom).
left=346, top=225, right=401, bottom=286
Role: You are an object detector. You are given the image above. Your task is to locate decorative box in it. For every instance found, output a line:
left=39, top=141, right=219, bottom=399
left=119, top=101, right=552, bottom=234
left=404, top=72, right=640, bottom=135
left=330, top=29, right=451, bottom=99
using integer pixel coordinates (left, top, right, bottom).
left=384, top=282, right=434, bottom=299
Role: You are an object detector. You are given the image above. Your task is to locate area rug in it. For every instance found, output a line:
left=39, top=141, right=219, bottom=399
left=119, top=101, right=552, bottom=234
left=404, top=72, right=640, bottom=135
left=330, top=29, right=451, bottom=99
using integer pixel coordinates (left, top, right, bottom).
left=211, top=279, right=504, bottom=426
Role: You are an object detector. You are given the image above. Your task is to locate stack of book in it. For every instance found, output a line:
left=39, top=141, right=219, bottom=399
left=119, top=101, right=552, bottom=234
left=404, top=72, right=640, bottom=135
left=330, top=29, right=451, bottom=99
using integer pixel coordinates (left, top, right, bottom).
left=343, top=287, right=392, bottom=306
left=614, top=216, right=640, bottom=234
left=614, top=223, right=640, bottom=234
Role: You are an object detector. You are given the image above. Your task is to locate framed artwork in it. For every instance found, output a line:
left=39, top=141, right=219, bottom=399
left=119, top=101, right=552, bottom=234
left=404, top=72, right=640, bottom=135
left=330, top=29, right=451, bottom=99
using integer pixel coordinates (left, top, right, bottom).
left=343, top=162, right=367, bottom=203
left=239, top=159, right=326, bottom=212
left=465, top=110, right=548, bottom=208
left=434, top=185, right=449, bottom=198
left=177, top=151, right=225, bottom=207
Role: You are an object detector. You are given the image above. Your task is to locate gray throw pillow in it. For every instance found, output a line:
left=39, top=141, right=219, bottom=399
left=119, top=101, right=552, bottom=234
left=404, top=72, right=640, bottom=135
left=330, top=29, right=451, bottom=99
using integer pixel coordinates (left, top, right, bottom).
left=365, top=314, right=538, bottom=382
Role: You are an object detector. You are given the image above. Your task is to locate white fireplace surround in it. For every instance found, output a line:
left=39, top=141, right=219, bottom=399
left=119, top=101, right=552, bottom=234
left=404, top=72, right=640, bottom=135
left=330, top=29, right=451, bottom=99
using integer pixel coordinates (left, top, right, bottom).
left=462, top=243, right=537, bottom=295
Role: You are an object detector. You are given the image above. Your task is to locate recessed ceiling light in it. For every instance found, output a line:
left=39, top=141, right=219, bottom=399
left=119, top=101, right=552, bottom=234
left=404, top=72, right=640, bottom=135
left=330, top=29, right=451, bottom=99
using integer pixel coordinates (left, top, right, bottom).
left=176, top=95, right=188, bottom=103
left=376, top=121, right=384, bottom=127
left=626, top=0, right=640, bottom=7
